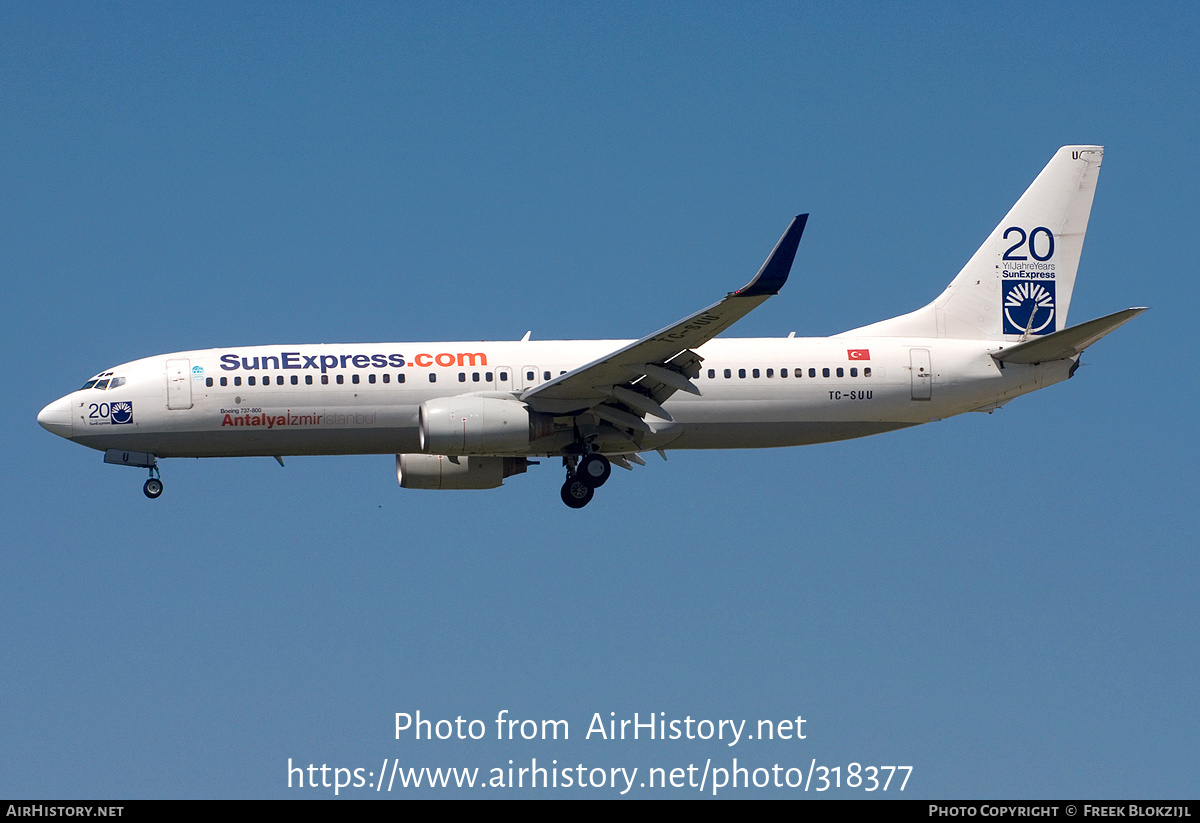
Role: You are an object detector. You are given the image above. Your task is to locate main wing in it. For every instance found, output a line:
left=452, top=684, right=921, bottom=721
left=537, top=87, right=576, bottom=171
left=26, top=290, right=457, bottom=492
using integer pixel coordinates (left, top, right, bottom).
left=520, top=215, right=808, bottom=425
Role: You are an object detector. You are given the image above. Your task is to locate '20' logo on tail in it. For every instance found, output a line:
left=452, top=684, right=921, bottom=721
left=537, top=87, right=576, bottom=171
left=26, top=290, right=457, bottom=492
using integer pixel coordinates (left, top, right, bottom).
left=1002, top=281, right=1056, bottom=336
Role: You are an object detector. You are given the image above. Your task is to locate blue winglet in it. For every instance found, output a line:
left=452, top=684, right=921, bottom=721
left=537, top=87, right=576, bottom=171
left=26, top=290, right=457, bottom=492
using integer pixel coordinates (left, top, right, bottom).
left=733, top=213, right=808, bottom=298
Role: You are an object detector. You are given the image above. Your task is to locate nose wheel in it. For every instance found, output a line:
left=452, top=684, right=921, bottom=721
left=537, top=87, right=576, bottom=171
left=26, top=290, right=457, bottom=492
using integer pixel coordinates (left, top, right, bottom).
left=143, top=460, right=163, bottom=499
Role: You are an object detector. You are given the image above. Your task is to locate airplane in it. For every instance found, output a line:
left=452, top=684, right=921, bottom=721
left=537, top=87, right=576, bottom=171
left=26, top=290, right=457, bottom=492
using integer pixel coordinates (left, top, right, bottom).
left=38, top=145, right=1145, bottom=508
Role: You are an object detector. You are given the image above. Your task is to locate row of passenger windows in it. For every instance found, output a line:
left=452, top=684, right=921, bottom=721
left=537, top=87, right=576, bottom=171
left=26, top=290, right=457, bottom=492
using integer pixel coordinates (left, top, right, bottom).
left=206, top=368, right=590, bottom=388
left=705, top=366, right=872, bottom=379
left=205, top=365, right=872, bottom=388
left=205, top=370, right=522, bottom=388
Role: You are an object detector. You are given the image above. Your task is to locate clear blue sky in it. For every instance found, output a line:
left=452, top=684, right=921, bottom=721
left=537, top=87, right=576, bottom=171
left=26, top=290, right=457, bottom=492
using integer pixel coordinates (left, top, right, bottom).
left=3, top=1, right=1195, bottom=798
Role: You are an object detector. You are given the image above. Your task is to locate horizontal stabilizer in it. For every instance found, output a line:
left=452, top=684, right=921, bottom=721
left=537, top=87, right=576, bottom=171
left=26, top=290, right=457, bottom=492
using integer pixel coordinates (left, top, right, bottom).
left=992, top=307, right=1147, bottom=364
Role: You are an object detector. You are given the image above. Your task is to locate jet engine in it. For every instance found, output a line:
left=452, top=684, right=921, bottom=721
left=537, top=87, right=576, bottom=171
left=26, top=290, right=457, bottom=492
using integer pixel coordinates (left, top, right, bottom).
left=396, top=453, right=530, bottom=490
left=418, top=396, right=553, bottom=455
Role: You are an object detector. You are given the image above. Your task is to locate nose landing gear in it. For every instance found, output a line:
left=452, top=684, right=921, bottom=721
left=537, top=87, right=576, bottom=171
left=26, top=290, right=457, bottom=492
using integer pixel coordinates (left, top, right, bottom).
left=103, top=449, right=164, bottom=499
left=142, top=460, right=163, bottom=499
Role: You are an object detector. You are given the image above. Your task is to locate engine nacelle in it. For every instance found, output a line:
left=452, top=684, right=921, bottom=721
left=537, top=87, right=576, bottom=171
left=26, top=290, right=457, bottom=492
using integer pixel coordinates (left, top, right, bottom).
left=396, top=454, right=529, bottom=490
left=419, top=395, right=543, bottom=455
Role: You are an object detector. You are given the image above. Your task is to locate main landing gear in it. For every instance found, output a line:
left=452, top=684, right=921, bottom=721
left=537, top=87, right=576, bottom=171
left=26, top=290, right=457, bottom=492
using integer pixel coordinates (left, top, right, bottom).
left=560, top=452, right=611, bottom=509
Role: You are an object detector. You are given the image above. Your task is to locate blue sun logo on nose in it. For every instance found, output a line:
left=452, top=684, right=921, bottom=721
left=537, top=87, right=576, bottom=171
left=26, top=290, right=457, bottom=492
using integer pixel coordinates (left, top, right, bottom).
left=110, top=401, right=133, bottom=424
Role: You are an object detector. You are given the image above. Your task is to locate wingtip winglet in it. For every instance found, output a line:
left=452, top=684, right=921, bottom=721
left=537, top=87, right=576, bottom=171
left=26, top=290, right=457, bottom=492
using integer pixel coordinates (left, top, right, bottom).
left=735, top=213, right=808, bottom=298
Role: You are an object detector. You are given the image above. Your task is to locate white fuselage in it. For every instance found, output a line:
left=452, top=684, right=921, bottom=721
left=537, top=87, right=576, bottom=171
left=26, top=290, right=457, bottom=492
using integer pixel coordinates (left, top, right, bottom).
left=35, top=146, right=1132, bottom=505
left=44, top=335, right=1070, bottom=459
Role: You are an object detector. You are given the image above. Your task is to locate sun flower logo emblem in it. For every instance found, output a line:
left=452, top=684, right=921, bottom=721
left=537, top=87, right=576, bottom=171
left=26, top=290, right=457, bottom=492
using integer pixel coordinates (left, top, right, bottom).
left=110, top=401, right=133, bottom=424
left=1002, top=280, right=1056, bottom=336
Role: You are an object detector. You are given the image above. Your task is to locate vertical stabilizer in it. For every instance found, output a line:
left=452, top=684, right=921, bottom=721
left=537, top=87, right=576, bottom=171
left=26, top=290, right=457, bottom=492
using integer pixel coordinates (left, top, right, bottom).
left=846, top=146, right=1103, bottom=340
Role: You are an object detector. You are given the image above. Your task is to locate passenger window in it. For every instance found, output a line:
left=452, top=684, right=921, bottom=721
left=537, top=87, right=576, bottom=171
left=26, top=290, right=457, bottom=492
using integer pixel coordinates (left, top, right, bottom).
left=752, top=369, right=760, bottom=378
left=220, top=377, right=228, bottom=387
left=352, top=374, right=360, bottom=384
left=822, top=368, right=829, bottom=378
left=397, top=374, right=405, bottom=383
left=335, top=375, right=344, bottom=384
left=291, top=375, right=299, bottom=385
left=248, top=376, right=256, bottom=386
left=499, top=371, right=508, bottom=381
left=864, top=367, right=872, bottom=377
left=206, top=378, right=213, bottom=387
left=458, top=373, right=466, bottom=382
left=809, top=368, right=817, bottom=378
left=526, top=370, right=535, bottom=381
left=429, top=373, right=436, bottom=383
left=321, top=375, right=329, bottom=385
left=544, top=371, right=551, bottom=380
left=368, top=374, right=375, bottom=384
left=234, top=376, right=242, bottom=386
left=738, top=369, right=746, bottom=378
left=486, top=372, right=493, bottom=381
left=836, top=368, right=844, bottom=377
left=305, top=375, right=313, bottom=385
left=277, top=375, right=284, bottom=385
left=850, top=367, right=858, bottom=377
left=724, top=369, right=731, bottom=378
left=472, top=372, right=480, bottom=382
left=781, top=369, right=788, bottom=378
left=766, top=369, right=774, bottom=378
left=382, top=374, right=390, bottom=384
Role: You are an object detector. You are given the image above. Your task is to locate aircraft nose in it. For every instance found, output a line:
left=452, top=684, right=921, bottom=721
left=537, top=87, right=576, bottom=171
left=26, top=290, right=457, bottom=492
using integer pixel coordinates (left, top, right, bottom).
left=38, top=395, right=73, bottom=439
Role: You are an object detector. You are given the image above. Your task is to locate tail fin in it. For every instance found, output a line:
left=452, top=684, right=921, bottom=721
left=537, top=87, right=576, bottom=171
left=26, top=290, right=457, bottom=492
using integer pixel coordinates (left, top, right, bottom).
left=847, top=145, right=1103, bottom=340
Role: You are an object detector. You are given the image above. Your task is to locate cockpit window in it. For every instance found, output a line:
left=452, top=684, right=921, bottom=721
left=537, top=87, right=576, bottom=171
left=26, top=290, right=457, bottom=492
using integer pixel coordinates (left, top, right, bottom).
left=80, top=375, right=125, bottom=390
